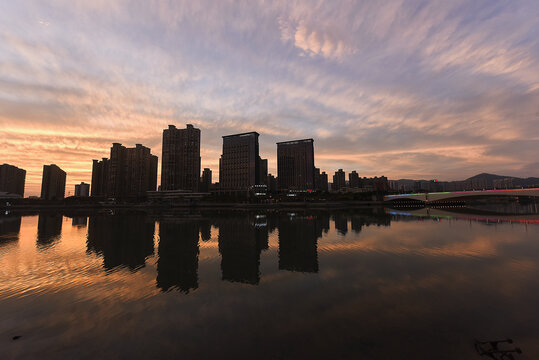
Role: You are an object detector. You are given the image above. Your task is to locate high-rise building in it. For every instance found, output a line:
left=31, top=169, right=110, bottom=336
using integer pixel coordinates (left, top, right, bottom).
left=91, top=143, right=158, bottom=198
left=124, top=144, right=158, bottom=197
left=332, top=169, right=346, bottom=191
left=74, top=182, right=90, bottom=197
left=314, top=167, right=321, bottom=190
left=276, top=139, right=315, bottom=191
left=200, top=168, right=212, bottom=192
left=91, top=158, right=110, bottom=196
left=108, top=143, right=126, bottom=197
left=313, top=167, right=329, bottom=192
left=258, top=158, right=268, bottom=185
left=0, top=164, right=26, bottom=197
left=219, top=132, right=260, bottom=190
left=41, top=164, right=66, bottom=200
left=161, top=124, right=201, bottom=191
left=267, top=174, right=277, bottom=193
left=349, top=171, right=360, bottom=188
left=319, top=171, right=329, bottom=192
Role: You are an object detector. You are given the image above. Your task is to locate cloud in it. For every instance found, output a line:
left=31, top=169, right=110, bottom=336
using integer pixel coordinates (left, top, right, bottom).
left=0, top=0, right=538, bottom=195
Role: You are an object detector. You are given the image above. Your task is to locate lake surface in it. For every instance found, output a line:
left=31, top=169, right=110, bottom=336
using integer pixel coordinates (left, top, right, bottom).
left=1, top=207, right=539, bottom=359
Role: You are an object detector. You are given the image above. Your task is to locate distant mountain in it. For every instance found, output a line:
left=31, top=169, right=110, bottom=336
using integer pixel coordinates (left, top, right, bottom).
left=391, top=173, right=539, bottom=191
left=465, top=173, right=508, bottom=181
left=466, top=173, right=539, bottom=187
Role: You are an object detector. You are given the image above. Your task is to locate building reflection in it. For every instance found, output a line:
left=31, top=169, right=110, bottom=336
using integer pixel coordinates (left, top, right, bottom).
left=87, top=215, right=155, bottom=271
left=199, top=219, right=212, bottom=242
left=254, top=214, right=269, bottom=251
left=157, top=221, right=200, bottom=293
left=278, top=213, right=323, bottom=273
left=333, top=213, right=348, bottom=235
left=217, top=215, right=266, bottom=285
left=71, top=216, right=88, bottom=227
left=0, top=215, right=22, bottom=246
left=37, top=213, right=63, bottom=248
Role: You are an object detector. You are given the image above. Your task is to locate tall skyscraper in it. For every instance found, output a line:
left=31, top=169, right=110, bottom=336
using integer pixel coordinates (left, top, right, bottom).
left=0, top=163, right=26, bottom=197
left=161, top=124, right=201, bottom=191
left=314, top=167, right=329, bottom=192
left=41, top=164, right=66, bottom=200
left=277, top=139, right=315, bottom=191
left=91, top=143, right=158, bottom=198
left=267, top=174, right=277, bottom=193
left=332, top=169, right=346, bottom=191
left=258, top=158, right=268, bottom=185
left=349, top=171, right=360, bottom=188
left=319, top=171, right=329, bottom=192
left=91, top=158, right=110, bottom=196
left=219, top=132, right=260, bottom=189
left=200, top=168, right=212, bottom=192
left=124, top=144, right=158, bottom=197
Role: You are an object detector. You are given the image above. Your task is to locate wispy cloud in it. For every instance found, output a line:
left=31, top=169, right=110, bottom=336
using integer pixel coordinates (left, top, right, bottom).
left=0, top=0, right=538, bottom=195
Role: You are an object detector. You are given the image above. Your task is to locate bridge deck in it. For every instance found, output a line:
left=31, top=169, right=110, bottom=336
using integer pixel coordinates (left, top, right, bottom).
left=385, top=188, right=539, bottom=202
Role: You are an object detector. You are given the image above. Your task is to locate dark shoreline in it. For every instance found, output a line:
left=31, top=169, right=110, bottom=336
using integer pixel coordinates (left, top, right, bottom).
left=0, top=200, right=385, bottom=213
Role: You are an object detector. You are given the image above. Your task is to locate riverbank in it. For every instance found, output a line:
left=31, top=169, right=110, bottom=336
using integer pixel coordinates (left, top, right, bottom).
left=1, top=200, right=385, bottom=212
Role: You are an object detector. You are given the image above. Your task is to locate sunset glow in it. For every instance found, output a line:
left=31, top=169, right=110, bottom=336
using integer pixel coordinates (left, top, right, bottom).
left=1, top=1, right=538, bottom=195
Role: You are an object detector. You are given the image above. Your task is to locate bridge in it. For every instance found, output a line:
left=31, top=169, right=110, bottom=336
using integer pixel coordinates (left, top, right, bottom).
left=385, top=188, right=539, bottom=203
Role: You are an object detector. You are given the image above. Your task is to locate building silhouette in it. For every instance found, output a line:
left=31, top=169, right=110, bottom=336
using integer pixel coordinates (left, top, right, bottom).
left=314, top=168, right=329, bottom=191
left=91, top=158, right=110, bottom=196
left=74, top=182, right=90, bottom=197
left=87, top=214, right=155, bottom=271
left=161, top=124, right=201, bottom=191
left=258, top=158, right=268, bottom=185
left=219, top=132, right=261, bottom=190
left=349, top=171, right=360, bottom=188
left=332, top=169, right=346, bottom=191
left=277, top=139, right=315, bottom=191
left=41, top=164, right=66, bottom=200
left=267, top=174, right=277, bottom=193
left=157, top=221, right=200, bottom=293
left=200, top=168, right=212, bottom=192
left=91, top=143, right=158, bottom=198
left=0, top=164, right=26, bottom=197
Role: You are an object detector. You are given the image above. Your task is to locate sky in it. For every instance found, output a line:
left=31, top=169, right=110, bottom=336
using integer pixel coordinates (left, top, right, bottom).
left=1, top=0, right=538, bottom=196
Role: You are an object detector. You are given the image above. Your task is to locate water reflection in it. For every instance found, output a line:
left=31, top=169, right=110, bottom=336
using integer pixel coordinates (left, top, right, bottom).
left=87, top=215, right=154, bottom=272
left=157, top=220, right=200, bottom=293
left=334, top=213, right=348, bottom=235
left=2, top=206, right=539, bottom=359
left=0, top=215, right=21, bottom=246
left=217, top=215, right=266, bottom=285
left=199, top=219, right=212, bottom=241
left=70, top=216, right=88, bottom=227
left=278, top=213, right=323, bottom=273
left=37, top=213, right=62, bottom=248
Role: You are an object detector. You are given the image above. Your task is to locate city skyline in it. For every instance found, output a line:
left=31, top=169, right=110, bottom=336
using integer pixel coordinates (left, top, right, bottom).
left=1, top=1, right=539, bottom=196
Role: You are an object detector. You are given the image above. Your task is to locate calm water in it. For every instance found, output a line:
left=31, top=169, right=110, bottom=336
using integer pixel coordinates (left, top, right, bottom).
left=1, top=207, right=539, bottom=359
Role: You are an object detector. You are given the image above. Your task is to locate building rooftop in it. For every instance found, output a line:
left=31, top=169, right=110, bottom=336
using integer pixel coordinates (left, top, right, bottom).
left=222, top=131, right=259, bottom=138
left=276, top=138, right=314, bottom=145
